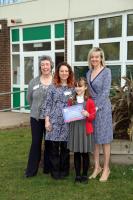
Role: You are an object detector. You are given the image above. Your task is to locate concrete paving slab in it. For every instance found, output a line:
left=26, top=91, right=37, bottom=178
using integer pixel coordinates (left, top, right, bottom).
left=0, top=111, right=30, bottom=129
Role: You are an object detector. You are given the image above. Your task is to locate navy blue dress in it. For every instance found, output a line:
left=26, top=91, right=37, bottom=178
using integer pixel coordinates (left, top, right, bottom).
left=87, top=67, right=113, bottom=144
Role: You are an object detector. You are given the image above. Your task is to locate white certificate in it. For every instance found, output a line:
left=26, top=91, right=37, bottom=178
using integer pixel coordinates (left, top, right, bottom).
left=62, top=104, right=85, bottom=123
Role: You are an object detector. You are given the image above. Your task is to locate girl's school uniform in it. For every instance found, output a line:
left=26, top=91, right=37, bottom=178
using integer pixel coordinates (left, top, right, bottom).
left=68, top=98, right=96, bottom=153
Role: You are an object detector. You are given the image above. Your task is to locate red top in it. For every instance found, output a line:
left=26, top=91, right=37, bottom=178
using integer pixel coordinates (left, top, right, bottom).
left=85, top=98, right=96, bottom=134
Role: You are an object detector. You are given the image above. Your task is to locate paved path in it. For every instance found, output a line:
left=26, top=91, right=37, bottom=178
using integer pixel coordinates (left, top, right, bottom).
left=0, top=111, right=30, bottom=129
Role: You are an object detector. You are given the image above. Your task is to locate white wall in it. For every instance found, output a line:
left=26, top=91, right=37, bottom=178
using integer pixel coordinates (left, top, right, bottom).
left=0, top=0, right=69, bottom=26
left=0, top=0, right=133, bottom=26
left=69, top=0, right=133, bottom=18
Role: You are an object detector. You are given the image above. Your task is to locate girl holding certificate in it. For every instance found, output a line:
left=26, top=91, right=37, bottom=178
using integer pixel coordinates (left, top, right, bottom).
left=87, top=47, right=113, bottom=182
left=68, top=77, right=96, bottom=184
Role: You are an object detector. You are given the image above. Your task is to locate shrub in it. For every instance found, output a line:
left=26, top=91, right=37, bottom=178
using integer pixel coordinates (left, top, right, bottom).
left=111, top=76, right=133, bottom=140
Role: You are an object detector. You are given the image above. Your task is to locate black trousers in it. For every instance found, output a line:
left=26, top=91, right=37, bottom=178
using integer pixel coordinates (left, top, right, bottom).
left=74, top=152, right=89, bottom=177
left=25, top=117, right=50, bottom=176
left=49, top=141, right=70, bottom=179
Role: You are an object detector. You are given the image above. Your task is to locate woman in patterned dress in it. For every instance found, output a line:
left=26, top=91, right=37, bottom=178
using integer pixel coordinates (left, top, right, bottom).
left=44, top=62, right=75, bottom=180
left=86, top=47, right=113, bottom=182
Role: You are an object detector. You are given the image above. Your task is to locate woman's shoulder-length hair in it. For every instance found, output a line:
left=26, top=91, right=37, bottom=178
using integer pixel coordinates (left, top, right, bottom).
left=53, top=62, right=75, bottom=88
left=88, top=47, right=106, bottom=69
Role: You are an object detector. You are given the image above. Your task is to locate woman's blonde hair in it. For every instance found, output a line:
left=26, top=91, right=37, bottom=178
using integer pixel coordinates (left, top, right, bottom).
left=87, top=47, right=105, bottom=69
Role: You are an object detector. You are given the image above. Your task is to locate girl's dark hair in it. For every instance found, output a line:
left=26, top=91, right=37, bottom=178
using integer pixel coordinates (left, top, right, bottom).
left=53, top=62, right=74, bottom=88
left=72, top=77, right=91, bottom=103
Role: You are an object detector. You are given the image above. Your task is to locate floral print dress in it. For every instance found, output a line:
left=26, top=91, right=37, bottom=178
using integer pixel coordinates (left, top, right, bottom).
left=44, top=84, right=74, bottom=141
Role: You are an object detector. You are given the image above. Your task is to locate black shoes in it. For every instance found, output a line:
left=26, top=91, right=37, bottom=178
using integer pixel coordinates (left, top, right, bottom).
left=43, top=169, right=50, bottom=175
left=75, top=175, right=88, bottom=184
left=24, top=173, right=36, bottom=178
left=75, top=176, right=81, bottom=183
left=51, top=171, right=69, bottom=180
left=81, top=176, right=88, bottom=184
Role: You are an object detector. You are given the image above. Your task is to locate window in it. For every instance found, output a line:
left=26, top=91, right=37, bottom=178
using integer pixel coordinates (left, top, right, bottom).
left=55, top=41, right=64, bottom=50
left=100, top=42, right=120, bottom=60
left=12, top=44, right=19, bottom=52
left=74, top=66, right=89, bottom=80
left=127, top=41, right=133, bottom=60
left=127, top=65, right=133, bottom=78
left=99, top=16, right=122, bottom=38
left=24, top=57, right=34, bottom=84
left=12, top=55, right=20, bottom=84
left=127, top=14, right=133, bottom=36
left=0, top=0, right=28, bottom=5
left=107, top=65, right=121, bottom=85
left=75, top=44, right=92, bottom=62
left=23, top=42, right=51, bottom=51
left=55, top=52, right=64, bottom=67
left=74, top=20, right=94, bottom=41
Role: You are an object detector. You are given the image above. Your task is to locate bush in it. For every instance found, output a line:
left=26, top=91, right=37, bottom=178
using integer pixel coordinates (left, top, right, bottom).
left=111, top=77, right=133, bottom=140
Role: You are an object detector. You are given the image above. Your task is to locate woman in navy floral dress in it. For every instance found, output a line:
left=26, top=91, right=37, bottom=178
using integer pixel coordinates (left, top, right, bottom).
left=44, top=62, right=74, bottom=180
left=86, top=47, right=113, bottom=182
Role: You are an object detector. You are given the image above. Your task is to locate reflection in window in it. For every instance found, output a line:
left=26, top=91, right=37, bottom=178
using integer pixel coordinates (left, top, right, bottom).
left=23, top=42, right=51, bottom=51
left=55, top=41, right=64, bottom=49
left=24, top=57, right=33, bottom=84
left=100, top=42, right=120, bottom=60
left=55, top=52, right=64, bottom=67
left=74, top=66, right=89, bottom=80
left=75, top=44, right=92, bottom=61
left=107, top=65, right=121, bottom=85
left=99, top=16, right=122, bottom=38
left=127, top=41, right=133, bottom=60
left=12, top=44, right=19, bottom=52
left=0, top=0, right=26, bottom=5
left=127, top=65, right=133, bottom=79
left=127, top=14, right=133, bottom=36
left=12, top=55, right=20, bottom=84
left=74, top=20, right=94, bottom=41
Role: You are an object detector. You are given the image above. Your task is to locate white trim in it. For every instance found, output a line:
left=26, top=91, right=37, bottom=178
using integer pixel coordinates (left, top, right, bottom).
left=19, top=27, right=25, bottom=112
left=67, top=20, right=72, bottom=67
left=94, top=17, right=99, bottom=47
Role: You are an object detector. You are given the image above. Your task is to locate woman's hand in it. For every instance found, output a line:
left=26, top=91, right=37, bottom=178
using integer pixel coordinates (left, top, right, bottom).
left=81, top=110, right=89, bottom=117
left=45, top=117, right=52, bottom=132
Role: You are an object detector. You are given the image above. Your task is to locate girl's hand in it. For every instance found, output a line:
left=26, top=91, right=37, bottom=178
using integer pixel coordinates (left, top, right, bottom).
left=81, top=110, right=89, bottom=117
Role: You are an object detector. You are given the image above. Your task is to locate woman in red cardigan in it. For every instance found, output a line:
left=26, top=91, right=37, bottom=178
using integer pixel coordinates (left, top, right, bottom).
left=68, top=77, right=96, bottom=184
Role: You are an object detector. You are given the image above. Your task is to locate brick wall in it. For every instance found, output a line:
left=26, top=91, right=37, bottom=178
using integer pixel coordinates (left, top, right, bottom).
left=0, top=20, right=11, bottom=110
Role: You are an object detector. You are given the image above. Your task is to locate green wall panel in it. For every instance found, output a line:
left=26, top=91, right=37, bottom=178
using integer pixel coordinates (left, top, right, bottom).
left=24, top=88, right=30, bottom=110
left=23, top=26, right=51, bottom=41
left=55, top=23, right=64, bottom=38
left=13, top=88, right=20, bottom=110
left=12, top=29, right=19, bottom=42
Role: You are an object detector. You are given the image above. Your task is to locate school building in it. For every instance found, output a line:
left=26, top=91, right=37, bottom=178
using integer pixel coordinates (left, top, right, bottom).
left=0, top=0, right=133, bottom=112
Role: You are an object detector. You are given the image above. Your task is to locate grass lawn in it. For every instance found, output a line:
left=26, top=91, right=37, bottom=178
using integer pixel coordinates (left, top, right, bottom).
left=0, top=127, right=133, bottom=200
